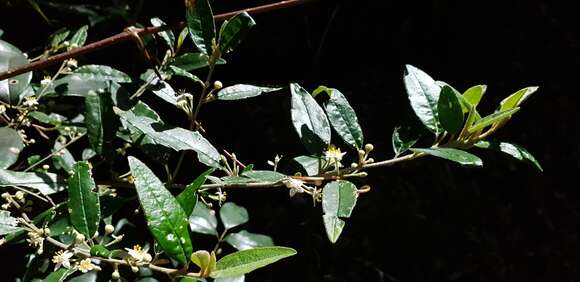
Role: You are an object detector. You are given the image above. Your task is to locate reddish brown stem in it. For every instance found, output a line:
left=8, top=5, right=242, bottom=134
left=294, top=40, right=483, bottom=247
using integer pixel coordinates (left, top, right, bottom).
left=0, top=0, right=313, bottom=81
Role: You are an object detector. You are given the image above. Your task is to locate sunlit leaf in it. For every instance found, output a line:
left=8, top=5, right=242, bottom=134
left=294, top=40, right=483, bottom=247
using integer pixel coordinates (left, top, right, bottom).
left=189, top=202, right=218, bottom=236
left=324, top=88, right=364, bottom=149
left=70, top=25, right=88, bottom=47
left=241, top=170, right=286, bottom=183
left=437, top=85, right=464, bottom=135
left=0, top=127, right=24, bottom=169
left=216, top=84, right=281, bottom=101
left=151, top=17, right=175, bottom=51
left=220, top=202, right=249, bottom=230
left=290, top=83, right=331, bottom=154
left=85, top=90, right=118, bottom=158
left=0, top=169, right=66, bottom=195
left=219, top=12, right=256, bottom=54
left=211, top=247, right=297, bottom=278
left=68, top=161, right=100, bottom=238
left=0, top=40, right=32, bottom=104
left=468, top=108, right=519, bottom=133
left=73, top=65, right=131, bottom=83
left=411, top=147, right=482, bottom=167
left=224, top=230, right=274, bottom=251
left=403, top=65, right=442, bottom=134
left=177, top=168, right=215, bottom=216
left=0, top=210, right=21, bottom=235
left=475, top=140, right=543, bottom=171
left=185, top=0, right=215, bottom=55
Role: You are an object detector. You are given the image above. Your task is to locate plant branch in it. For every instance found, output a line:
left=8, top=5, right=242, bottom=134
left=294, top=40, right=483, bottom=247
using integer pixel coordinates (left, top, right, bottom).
left=0, top=0, right=314, bottom=81
left=23, top=132, right=86, bottom=172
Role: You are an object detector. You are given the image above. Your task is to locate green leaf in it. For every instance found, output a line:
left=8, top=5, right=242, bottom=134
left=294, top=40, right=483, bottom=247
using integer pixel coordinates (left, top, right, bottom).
left=169, top=66, right=202, bottom=84
left=85, top=90, right=118, bottom=158
left=149, top=78, right=177, bottom=105
left=322, top=215, right=345, bottom=244
left=218, top=12, right=256, bottom=54
left=211, top=247, right=297, bottom=278
left=411, top=148, right=482, bottom=167
left=0, top=210, right=21, bottom=235
left=437, top=85, right=464, bottom=135
left=49, top=75, right=109, bottom=97
left=73, top=65, right=131, bottom=83
left=216, top=84, right=281, bottom=101
left=70, top=25, right=88, bottom=47
left=324, top=88, right=364, bottom=149
left=224, top=230, right=274, bottom=251
left=186, top=0, right=215, bottom=55
left=49, top=28, right=70, bottom=48
left=190, top=250, right=217, bottom=277
left=0, top=127, right=24, bottom=169
left=463, top=85, right=486, bottom=107
left=392, top=126, right=418, bottom=155
left=220, top=202, right=249, bottom=230
left=241, top=170, right=286, bottom=182
left=499, top=86, right=539, bottom=111
left=292, top=155, right=322, bottom=176
left=68, top=161, right=100, bottom=238
left=0, top=40, right=32, bottom=104
left=177, top=168, right=215, bottom=216
left=43, top=268, right=75, bottom=282
left=290, top=83, right=331, bottom=154
left=0, top=169, right=66, bottom=195
left=52, top=140, right=75, bottom=172
left=177, top=27, right=189, bottom=51
left=150, top=17, right=175, bottom=51
left=322, top=180, right=358, bottom=218
left=189, top=202, right=218, bottom=236
left=90, top=244, right=112, bottom=258
left=180, top=278, right=199, bottom=282
left=475, top=140, right=543, bottom=171
left=403, top=65, right=442, bottom=134
left=468, top=108, right=520, bottom=133
left=171, top=52, right=220, bottom=72
left=128, top=156, right=193, bottom=265
left=116, top=107, right=221, bottom=168
left=215, top=276, right=245, bottom=282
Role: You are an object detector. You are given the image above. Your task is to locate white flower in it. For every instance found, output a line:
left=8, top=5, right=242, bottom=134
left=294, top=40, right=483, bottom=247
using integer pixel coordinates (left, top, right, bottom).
left=283, top=178, right=305, bottom=197
left=40, top=76, right=52, bottom=86
left=22, top=96, right=38, bottom=107
left=77, top=258, right=96, bottom=273
left=324, top=145, right=346, bottom=163
left=52, top=250, right=73, bottom=270
left=125, top=245, right=152, bottom=263
left=0, top=104, right=6, bottom=115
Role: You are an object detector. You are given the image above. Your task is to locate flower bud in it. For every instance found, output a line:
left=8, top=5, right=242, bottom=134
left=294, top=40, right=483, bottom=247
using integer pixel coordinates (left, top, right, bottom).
left=42, top=164, right=50, bottom=170
left=75, top=233, right=85, bottom=243
left=104, top=224, right=115, bottom=235
left=14, top=191, right=24, bottom=201
left=364, top=143, right=374, bottom=152
left=131, top=266, right=139, bottom=273
left=213, top=80, right=223, bottom=90
left=112, top=270, right=121, bottom=280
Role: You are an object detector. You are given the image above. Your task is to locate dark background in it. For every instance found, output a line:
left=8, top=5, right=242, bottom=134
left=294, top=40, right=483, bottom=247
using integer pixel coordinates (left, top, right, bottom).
left=1, top=0, right=579, bottom=281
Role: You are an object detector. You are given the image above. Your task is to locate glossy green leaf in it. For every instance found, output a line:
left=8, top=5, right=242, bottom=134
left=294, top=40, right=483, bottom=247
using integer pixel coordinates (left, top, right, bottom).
left=0, top=210, right=21, bottom=235
left=499, top=86, right=539, bottom=111
left=68, top=161, right=100, bottom=238
left=177, top=27, right=189, bottom=51
left=73, top=65, right=131, bottom=83
left=292, top=155, right=322, bottom=176
left=0, top=127, right=24, bottom=169
left=220, top=202, right=249, bottom=230
left=475, top=140, right=543, bottom=171
left=52, top=140, right=75, bottom=172
left=211, top=247, right=297, bottom=278
left=468, top=108, right=520, bottom=133
left=180, top=277, right=199, bottom=282
left=43, top=268, right=75, bottom=282
left=128, top=156, right=193, bottom=265
left=190, top=250, right=216, bottom=277
left=186, top=0, right=215, bottom=55
left=177, top=168, right=215, bottom=217
left=221, top=176, right=255, bottom=184
left=49, top=28, right=70, bottom=48
left=219, top=12, right=256, bottom=54
left=0, top=169, right=66, bottom=195
left=85, top=90, right=118, bottom=158
left=324, top=88, right=364, bottom=149
left=189, top=202, right=218, bottom=236
left=171, top=52, right=221, bottom=71
left=150, top=79, right=177, bottom=105
left=322, top=180, right=358, bottom=218
left=242, top=170, right=286, bottom=183
left=216, top=84, right=281, bottom=101
left=392, top=126, right=418, bottom=155
left=411, top=147, right=482, bottom=167
left=403, top=65, right=442, bottom=134
left=215, top=276, right=245, bottom=282
left=0, top=40, right=32, bottom=104
left=116, top=107, right=221, bottom=168
left=169, top=66, right=202, bottom=84
left=49, top=75, right=109, bottom=97
left=463, top=85, right=486, bottom=107
left=290, top=83, right=331, bottom=154
left=90, top=244, right=112, bottom=258
left=224, top=230, right=274, bottom=251
left=437, top=85, right=464, bottom=135
left=322, top=215, right=345, bottom=244
left=150, top=17, right=175, bottom=51
left=70, top=25, right=88, bottom=47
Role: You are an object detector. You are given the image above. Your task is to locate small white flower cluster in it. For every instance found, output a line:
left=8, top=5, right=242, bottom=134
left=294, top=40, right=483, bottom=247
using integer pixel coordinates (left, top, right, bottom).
left=283, top=178, right=307, bottom=197
left=125, top=244, right=153, bottom=265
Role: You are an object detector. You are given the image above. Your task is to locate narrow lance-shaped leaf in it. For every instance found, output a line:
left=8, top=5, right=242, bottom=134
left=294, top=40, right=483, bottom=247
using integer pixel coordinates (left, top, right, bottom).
left=85, top=90, right=119, bottom=158
left=0, top=169, right=66, bottom=195
left=411, top=147, right=483, bottom=167
left=68, top=161, right=101, bottom=238
left=43, top=268, right=76, bottom=282
left=403, top=64, right=442, bottom=134
left=70, top=25, right=88, bottom=47
left=186, top=0, right=215, bottom=55
left=216, top=84, right=281, bottom=101
left=499, top=86, right=539, bottom=111
left=468, top=108, right=520, bottom=133
left=73, top=65, right=131, bottom=83
left=128, top=156, right=193, bottom=265
left=475, top=140, right=543, bottom=171
left=219, top=12, right=256, bottom=54
left=224, top=230, right=274, bottom=251
left=437, top=85, right=464, bottom=135
left=0, top=40, right=32, bottom=104
left=177, top=168, right=215, bottom=216
left=463, top=85, right=487, bottom=107
left=210, top=247, right=297, bottom=278
left=0, top=127, right=24, bottom=169
left=322, top=180, right=358, bottom=243
left=220, top=202, right=249, bottom=230
left=324, top=88, right=364, bottom=149
left=290, top=83, right=331, bottom=154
